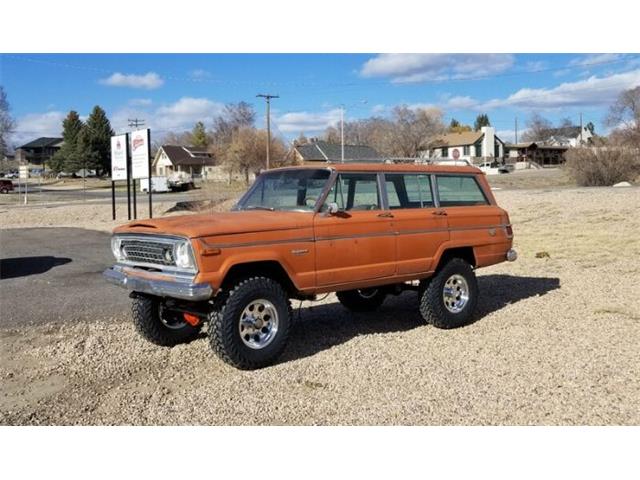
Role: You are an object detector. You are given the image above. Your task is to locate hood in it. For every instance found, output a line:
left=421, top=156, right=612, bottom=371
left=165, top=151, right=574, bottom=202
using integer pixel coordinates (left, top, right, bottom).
left=113, top=210, right=314, bottom=239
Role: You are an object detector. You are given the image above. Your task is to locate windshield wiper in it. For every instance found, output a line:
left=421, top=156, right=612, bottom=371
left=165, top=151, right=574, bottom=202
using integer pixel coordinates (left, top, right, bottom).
left=244, top=205, right=275, bottom=211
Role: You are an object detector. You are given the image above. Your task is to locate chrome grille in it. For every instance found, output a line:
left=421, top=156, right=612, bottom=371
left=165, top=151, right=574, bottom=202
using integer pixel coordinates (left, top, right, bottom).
left=122, top=239, right=176, bottom=266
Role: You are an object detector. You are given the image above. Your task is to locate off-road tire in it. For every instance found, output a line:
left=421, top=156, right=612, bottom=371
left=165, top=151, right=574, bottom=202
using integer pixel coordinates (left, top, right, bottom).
left=418, top=258, right=478, bottom=329
left=336, top=288, right=387, bottom=312
left=132, top=296, right=201, bottom=346
left=208, top=277, right=292, bottom=370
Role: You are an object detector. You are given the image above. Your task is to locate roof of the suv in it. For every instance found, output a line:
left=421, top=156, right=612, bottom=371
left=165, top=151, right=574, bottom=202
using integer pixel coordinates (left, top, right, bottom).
left=271, top=162, right=482, bottom=175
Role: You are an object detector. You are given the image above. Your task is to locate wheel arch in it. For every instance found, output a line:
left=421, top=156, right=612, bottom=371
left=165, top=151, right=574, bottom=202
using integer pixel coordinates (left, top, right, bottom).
left=220, top=260, right=299, bottom=296
left=434, top=246, right=477, bottom=272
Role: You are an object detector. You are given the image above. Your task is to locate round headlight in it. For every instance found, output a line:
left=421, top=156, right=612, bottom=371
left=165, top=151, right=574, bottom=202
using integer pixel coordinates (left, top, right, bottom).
left=174, top=241, right=194, bottom=269
left=110, top=237, right=124, bottom=261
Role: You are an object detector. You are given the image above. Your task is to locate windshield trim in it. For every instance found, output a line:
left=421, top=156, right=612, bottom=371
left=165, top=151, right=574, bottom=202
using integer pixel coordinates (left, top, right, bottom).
left=234, top=167, right=334, bottom=213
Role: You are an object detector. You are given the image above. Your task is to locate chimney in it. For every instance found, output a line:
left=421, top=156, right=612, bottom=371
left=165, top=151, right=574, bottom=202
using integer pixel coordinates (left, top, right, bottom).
left=481, top=126, right=495, bottom=158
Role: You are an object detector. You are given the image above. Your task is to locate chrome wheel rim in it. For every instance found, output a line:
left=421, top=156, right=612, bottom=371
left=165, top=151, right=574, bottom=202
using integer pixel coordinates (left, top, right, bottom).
left=239, top=299, right=279, bottom=350
left=442, top=274, right=470, bottom=314
left=357, top=288, right=379, bottom=299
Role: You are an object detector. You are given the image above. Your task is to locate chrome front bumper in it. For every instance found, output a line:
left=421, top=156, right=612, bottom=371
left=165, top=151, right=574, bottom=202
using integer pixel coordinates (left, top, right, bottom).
left=103, top=264, right=213, bottom=301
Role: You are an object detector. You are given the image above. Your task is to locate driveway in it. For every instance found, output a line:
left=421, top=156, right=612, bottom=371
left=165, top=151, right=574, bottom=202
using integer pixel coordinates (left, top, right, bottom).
left=0, top=228, right=127, bottom=327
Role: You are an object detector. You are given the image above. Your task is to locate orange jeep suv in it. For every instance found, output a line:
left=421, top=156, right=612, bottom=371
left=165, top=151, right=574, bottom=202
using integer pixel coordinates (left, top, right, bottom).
left=105, top=163, right=517, bottom=369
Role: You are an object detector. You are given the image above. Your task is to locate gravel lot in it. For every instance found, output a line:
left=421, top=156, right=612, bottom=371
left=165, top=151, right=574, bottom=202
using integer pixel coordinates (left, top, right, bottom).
left=1, top=184, right=639, bottom=425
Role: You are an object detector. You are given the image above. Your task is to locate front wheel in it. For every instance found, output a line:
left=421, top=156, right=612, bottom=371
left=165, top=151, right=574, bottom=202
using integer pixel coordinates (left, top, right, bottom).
left=208, top=277, right=292, bottom=370
left=336, top=288, right=387, bottom=312
left=418, top=258, right=478, bottom=329
left=131, top=296, right=201, bottom=346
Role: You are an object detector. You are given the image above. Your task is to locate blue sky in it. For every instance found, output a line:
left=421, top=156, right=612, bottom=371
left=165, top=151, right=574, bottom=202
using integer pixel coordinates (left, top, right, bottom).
left=2, top=53, right=639, bottom=147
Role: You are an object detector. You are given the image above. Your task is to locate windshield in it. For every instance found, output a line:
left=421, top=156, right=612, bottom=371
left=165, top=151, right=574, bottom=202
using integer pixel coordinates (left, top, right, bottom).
left=237, top=169, right=331, bottom=211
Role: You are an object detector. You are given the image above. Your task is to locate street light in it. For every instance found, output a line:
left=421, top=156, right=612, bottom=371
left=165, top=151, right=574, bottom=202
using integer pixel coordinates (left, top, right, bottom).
left=339, top=100, right=367, bottom=163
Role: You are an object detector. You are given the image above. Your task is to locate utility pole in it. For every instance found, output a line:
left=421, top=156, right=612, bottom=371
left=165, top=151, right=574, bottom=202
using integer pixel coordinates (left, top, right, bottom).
left=128, top=118, right=145, bottom=129
left=340, top=106, right=345, bottom=163
left=579, top=113, right=583, bottom=145
left=515, top=117, right=518, bottom=144
left=257, top=94, right=279, bottom=170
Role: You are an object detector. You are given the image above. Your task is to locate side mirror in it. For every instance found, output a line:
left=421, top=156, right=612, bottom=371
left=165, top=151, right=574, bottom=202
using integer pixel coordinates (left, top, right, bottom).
left=327, top=202, right=339, bottom=215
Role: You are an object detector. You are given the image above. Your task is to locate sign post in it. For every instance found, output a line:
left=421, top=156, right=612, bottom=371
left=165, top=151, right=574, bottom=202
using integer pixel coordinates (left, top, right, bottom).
left=19, top=165, right=29, bottom=205
left=110, top=134, right=128, bottom=220
left=131, top=128, right=152, bottom=219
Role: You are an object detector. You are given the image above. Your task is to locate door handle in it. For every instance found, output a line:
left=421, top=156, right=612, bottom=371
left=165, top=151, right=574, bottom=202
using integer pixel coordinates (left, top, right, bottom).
left=432, top=210, right=447, bottom=216
left=377, top=212, right=394, bottom=218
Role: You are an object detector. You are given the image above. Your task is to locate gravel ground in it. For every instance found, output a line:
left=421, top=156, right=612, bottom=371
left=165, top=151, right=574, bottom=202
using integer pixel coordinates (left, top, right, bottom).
left=1, top=186, right=639, bottom=425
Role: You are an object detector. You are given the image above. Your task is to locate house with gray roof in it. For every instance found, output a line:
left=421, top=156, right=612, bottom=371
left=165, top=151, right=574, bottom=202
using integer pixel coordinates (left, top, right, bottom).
left=152, top=145, right=216, bottom=177
left=294, top=140, right=382, bottom=163
left=15, top=137, right=64, bottom=166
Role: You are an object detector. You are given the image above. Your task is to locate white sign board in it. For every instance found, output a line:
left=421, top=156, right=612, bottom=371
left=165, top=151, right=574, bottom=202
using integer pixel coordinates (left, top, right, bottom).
left=110, top=134, right=128, bottom=180
left=19, top=165, right=29, bottom=180
left=130, top=129, right=150, bottom=180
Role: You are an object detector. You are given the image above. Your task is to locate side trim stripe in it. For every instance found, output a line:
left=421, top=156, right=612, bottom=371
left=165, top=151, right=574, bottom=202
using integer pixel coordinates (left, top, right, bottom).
left=203, top=224, right=511, bottom=249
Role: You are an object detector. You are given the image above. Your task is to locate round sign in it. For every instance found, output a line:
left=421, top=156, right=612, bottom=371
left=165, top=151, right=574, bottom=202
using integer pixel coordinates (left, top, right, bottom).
left=452, top=148, right=460, bottom=160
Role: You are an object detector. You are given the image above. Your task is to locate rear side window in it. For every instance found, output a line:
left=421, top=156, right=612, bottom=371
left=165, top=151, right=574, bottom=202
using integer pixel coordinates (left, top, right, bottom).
left=323, top=173, right=381, bottom=211
left=436, top=175, right=488, bottom=206
left=385, top=173, right=434, bottom=209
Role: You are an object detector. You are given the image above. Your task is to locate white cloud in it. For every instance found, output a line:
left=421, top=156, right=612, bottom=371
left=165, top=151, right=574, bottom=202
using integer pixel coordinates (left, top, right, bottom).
left=188, top=69, right=211, bottom=80
left=100, top=72, right=164, bottom=89
left=112, top=97, right=224, bottom=135
left=371, top=104, right=387, bottom=114
left=568, top=53, right=622, bottom=67
left=128, top=98, right=153, bottom=107
left=445, top=96, right=479, bottom=110
left=11, top=111, right=66, bottom=147
left=274, top=109, right=342, bottom=133
left=481, top=69, right=640, bottom=110
left=360, top=53, right=515, bottom=83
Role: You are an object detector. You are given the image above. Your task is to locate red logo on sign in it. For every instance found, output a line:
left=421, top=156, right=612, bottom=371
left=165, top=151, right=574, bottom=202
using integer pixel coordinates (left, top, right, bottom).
left=452, top=148, right=460, bottom=159
left=132, top=136, right=145, bottom=151
left=116, top=139, right=121, bottom=150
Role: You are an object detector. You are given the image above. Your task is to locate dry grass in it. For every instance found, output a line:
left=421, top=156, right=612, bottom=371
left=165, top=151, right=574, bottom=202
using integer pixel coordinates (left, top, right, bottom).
left=1, top=185, right=640, bottom=425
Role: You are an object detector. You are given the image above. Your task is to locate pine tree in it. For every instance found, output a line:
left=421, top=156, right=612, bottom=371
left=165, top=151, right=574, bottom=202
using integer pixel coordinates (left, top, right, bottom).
left=84, top=106, right=114, bottom=175
left=474, top=114, right=491, bottom=131
left=50, top=110, right=84, bottom=173
left=190, top=121, right=208, bottom=148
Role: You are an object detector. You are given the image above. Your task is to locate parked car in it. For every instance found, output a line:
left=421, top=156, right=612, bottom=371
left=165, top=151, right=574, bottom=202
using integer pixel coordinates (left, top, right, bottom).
left=167, top=171, right=195, bottom=191
left=5, top=171, right=19, bottom=179
left=0, top=179, right=15, bottom=193
left=104, top=163, right=517, bottom=369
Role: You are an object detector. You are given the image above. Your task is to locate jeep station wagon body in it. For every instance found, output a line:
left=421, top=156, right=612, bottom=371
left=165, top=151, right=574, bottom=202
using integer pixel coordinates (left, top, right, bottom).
left=105, top=163, right=517, bottom=369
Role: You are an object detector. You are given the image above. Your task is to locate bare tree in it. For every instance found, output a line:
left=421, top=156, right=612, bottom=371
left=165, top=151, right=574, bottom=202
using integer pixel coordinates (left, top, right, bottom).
left=224, top=127, right=287, bottom=184
left=385, top=105, right=445, bottom=157
left=0, top=86, right=16, bottom=157
left=606, top=86, right=640, bottom=147
left=521, top=113, right=554, bottom=142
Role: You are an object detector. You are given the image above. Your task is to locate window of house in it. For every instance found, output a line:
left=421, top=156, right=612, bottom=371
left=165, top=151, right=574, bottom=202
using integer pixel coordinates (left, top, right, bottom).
left=385, top=174, right=434, bottom=209
left=474, top=143, right=482, bottom=157
left=463, top=145, right=470, bottom=156
left=442, top=147, right=449, bottom=157
left=436, top=175, right=489, bottom=207
left=324, top=173, right=381, bottom=211
left=494, top=142, right=501, bottom=157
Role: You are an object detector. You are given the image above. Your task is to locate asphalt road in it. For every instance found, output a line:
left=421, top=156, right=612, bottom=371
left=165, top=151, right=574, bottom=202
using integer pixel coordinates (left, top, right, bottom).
left=0, top=228, right=128, bottom=327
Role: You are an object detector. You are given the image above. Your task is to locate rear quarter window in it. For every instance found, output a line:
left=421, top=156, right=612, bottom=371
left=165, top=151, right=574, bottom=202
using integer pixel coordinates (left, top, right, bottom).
left=436, top=175, right=489, bottom=207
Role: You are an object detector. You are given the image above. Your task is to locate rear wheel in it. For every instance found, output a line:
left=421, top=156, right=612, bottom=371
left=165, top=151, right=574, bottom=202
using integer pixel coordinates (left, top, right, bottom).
left=336, top=288, right=387, bottom=312
left=418, top=258, right=478, bottom=329
left=131, top=296, right=201, bottom=346
left=208, top=277, right=292, bottom=370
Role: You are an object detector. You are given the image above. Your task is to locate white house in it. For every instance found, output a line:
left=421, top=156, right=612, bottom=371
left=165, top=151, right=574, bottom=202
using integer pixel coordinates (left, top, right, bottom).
left=153, top=145, right=217, bottom=178
left=428, top=127, right=505, bottom=164
left=546, top=125, right=593, bottom=147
